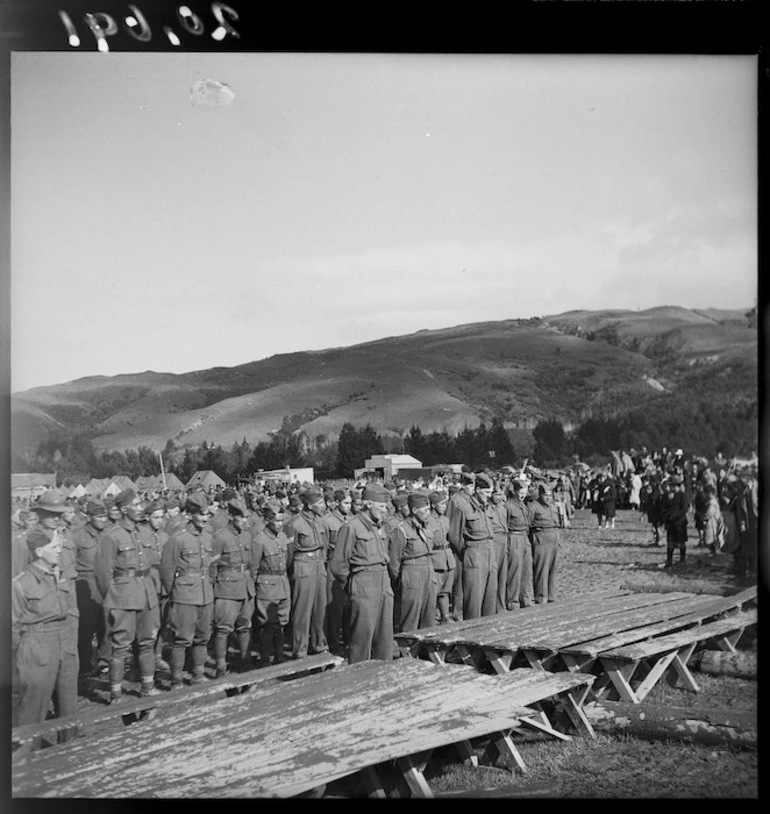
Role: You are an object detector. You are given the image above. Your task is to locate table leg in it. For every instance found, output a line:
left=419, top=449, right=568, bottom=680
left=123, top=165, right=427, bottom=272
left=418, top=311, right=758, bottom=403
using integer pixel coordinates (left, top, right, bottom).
left=360, top=765, right=388, bottom=798
left=558, top=691, right=597, bottom=739
left=486, top=731, right=527, bottom=774
left=397, top=751, right=434, bottom=798
left=455, top=739, right=479, bottom=767
left=670, top=644, right=700, bottom=693
left=601, top=658, right=640, bottom=703
left=634, top=651, right=678, bottom=701
left=484, top=649, right=513, bottom=674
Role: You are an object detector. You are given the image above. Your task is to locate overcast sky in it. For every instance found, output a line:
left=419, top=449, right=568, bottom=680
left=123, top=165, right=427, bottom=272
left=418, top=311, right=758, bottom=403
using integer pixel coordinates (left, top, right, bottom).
left=11, top=53, right=757, bottom=392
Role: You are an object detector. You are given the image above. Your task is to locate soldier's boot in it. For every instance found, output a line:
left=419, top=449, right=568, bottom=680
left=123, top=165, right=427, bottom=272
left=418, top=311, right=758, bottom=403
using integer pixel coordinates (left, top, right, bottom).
left=169, top=645, right=186, bottom=688
left=140, top=677, right=161, bottom=696
left=190, top=643, right=209, bottom=684
left=259, top=627, right=275, bottom=667
left=108, top=656, right=125, bottom=705
left=664, top=550, right=674, bottom=569
left=679, top=546, right=686, bottom=565
left=236, top=630, right=253, bottom=672
left=137, top=649, right=160, bottom=694
left=213, top=633, right=229, bottom=678
left=273, top=629, right=285, bottom=664
left=155, top=631, right=170, bottom=672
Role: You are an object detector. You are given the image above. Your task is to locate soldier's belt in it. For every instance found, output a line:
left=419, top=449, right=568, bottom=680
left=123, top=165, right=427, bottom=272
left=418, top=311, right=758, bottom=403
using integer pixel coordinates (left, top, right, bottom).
left=401, top=555, right=432, bottom=564
left=113, top=567, right=150, bottom=577
left=259, top=569, right=287, bottom=576
left=293, top=549, right=323, bottom=559
left=351, top=563, right=387, bottom=573
left=432, top=544, right=451, bottom=550
left=176, top=570, right=208, bottom=578
left=463, top=539, right=493, bottom=548
left=507, top=530, right=529, bottom=535
left=22, top=619, right=69, bottom=632
left=219, top=563, right=248, bottom=572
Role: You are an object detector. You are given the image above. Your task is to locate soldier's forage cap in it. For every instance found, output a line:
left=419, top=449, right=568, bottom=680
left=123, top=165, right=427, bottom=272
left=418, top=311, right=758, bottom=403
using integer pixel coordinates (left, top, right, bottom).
left=288, top=495, right=302, bottom=508
left=323, top=486, right=334, bottom=497
left=300, top=490, right=324, bottom=507
left=36, top=491, right=69, bottom=514
left=475, top=473, right=494, bottom=490
left=392, top=492, right=410, bottom=508
left=333, top=488, right=348, bottom=501
left=262, top=499, right=284, bottom=519
left=103, top=495, right=116, bottom=508
left=429, top=491, right=448, bottom=506
left=77, top=495, right=89, bottom=508
left=460, top=472, right=476, bottom=485
left=185, top=493, right=210, bottom=514
left=115, top=489, right=138, bottom=508
left=144, top=500, right=165, bottom=516
left=362, top=484, right=390, bottom=503
left=86, top=500, right=107, bottom=517
left=27, top=528, right=53, bottom=553
left=165, top=496, right=180, bottom=510
left=408, top=492, right=430, bottom=510
left=227, top=498, right=248, bottom=517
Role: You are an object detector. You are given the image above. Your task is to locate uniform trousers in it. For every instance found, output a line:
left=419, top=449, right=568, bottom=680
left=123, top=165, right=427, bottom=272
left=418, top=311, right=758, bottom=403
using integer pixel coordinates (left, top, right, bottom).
left=394, top=561, right=436, bottom=634
left=325, top=567, right=348, bottom=652
left=452, top=557, right=464, bottom=618
left=75, top=578, right=104, bottom=673
left=461, top=542, right=498, bottom=619
left=168, top=601, right=214, bottom=677
left=493, top=534, right=508, bottom=613
left=531, top=529, right=558, bottom=604
left=107, top=605, right=160, bottom=682
left=14, top=625, right=79, bottom=726
left=290, top=555, right=328, bottom=657
left=212, top=596, right=255, bottom=665
left=505, top=532, right=530, bottom=609
left=255, top=593, right=290, bottom=662
left=347, top=567, right=394, bottom=663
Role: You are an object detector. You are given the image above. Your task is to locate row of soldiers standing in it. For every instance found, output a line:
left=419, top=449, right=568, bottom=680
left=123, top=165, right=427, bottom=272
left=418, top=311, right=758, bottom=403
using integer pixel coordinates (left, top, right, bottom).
left=12, top=471, right=562, bottom=725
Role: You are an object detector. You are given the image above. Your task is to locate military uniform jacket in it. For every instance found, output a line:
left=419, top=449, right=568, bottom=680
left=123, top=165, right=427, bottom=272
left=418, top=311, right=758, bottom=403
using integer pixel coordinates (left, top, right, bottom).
left=330, top=513, right=390, bottom=584
left=427, top=513, right=455, bottom=571
left=528, top=500, right=560, bottom=531
left=505, top=497, right=530, bottom=535
left=160, top=522, right=215, bottom=606
left=251, top=527, right=292, bottom=602
left=290, top=511, right=328, bottom=556
left=489, top=501, right=508, bottom=539
left=321, top=510, right=347, bottom=560
left=12, top=561, right=75, bottom=650
left=94, top=519, right=159, bottom=611
left=210, top=522, right=256, bottom=601
left=73, top=523, right=105, bottom=603
left=447, top=494, right=496, bottom=554
left=389, top=517, right=434, bottom=582
left=139, top=524, right=169, bottom=598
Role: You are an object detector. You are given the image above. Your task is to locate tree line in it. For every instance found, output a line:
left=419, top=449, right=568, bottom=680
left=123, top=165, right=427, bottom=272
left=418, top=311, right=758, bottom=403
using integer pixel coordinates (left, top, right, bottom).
left=12, top=393, right=756, bottom=487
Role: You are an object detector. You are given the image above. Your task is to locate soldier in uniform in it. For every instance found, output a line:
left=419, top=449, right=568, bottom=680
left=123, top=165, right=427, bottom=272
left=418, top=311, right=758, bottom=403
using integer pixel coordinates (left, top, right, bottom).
left=160, top=493, right=216, bottom=687
left=94, top=489, right=161, bottom=702
left=389, top=492, right=437, bottom=639
left=330, top=484, right=394, bottom=663
left=210, top=498, right=256, bottom=676
left=504, top=479, right=534, bottom=609
left=427, top=491, right=455, bottom=624
left=72, top=500, right=109, bottom=679
left=12, top=529, right=79, bottom=727
left=104, top=496, right=122, bottom=527
left=489, top=486, right=509, bottom=613
left=447, top=472, right=498, bottom=619
left=321, top=488, right=352, bottom=655
left=446, top=472, right=475, bottom=620
left=384, top=492, right=410, bottom=534
left=140, top=499, right=171, bottom=672
left=251, top=499, right=293, bottom=667
left=528, top=482, right=561, bottom=604
left=287, top=490, right=329, bottom=659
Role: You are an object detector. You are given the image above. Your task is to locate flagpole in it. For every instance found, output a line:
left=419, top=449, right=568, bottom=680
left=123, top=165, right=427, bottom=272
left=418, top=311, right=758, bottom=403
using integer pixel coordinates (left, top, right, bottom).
left=158, top=452, right=167, bottom=490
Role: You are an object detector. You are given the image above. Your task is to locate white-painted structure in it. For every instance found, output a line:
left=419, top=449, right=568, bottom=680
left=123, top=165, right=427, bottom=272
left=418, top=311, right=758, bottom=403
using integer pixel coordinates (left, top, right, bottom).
left=363, top=454, right=423, bottom=480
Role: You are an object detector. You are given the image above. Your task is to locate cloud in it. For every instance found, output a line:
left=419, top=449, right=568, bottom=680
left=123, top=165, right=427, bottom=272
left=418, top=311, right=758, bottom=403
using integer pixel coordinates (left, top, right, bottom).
left=190, top=79, right=235, bottom=107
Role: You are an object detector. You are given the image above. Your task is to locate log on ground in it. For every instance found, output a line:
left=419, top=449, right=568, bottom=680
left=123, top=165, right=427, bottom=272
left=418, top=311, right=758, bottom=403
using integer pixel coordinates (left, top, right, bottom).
left=583, top=701, right=756, bottom=749
left=691, top=649, right=757, bottom=680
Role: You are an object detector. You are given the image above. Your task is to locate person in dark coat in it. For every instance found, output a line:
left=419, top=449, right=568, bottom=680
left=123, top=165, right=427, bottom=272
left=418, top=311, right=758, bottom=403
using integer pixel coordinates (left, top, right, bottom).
left=641, top=478, right=663, bottom=546
left=598, top=474, right=618, bottom=530
left=660, top=476, right=689, bottom=567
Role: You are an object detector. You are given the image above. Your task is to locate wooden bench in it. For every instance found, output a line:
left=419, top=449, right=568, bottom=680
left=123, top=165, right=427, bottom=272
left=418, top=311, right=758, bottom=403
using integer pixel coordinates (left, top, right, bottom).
left=598, top=609, right=757, bottom=703
left=12, top=652, right=344, bottom=756
left=12, top=660, right=593, bottom=798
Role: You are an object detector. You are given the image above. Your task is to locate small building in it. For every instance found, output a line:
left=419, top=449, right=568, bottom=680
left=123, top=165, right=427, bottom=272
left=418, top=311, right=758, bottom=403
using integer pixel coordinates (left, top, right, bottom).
left=254, top=467, right=315, bottom=486
left=363, top=454, right=423, bottom=481
left=11, top=473, right=57, bottom=500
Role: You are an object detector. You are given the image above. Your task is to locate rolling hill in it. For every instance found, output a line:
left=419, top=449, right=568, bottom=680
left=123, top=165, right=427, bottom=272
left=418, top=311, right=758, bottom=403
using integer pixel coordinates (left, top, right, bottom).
left=11, top=306, right=756, bottom=456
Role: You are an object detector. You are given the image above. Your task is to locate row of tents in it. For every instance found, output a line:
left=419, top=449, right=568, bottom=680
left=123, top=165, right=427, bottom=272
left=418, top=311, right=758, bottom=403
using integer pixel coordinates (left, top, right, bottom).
left=12, top=470, right=228, bottom=501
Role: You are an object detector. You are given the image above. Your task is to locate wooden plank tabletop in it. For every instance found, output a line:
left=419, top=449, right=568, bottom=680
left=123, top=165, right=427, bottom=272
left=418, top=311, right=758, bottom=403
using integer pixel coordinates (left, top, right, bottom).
left=559, top=589, right=759, bottom=659
left=13, top=659, right=563, bottom=799
left=12, top=652, right=345, bottom=751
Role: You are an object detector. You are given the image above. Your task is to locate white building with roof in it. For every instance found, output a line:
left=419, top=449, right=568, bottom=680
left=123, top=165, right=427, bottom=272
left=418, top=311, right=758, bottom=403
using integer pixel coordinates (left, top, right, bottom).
left=362, top=454, right=423, bottom=480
